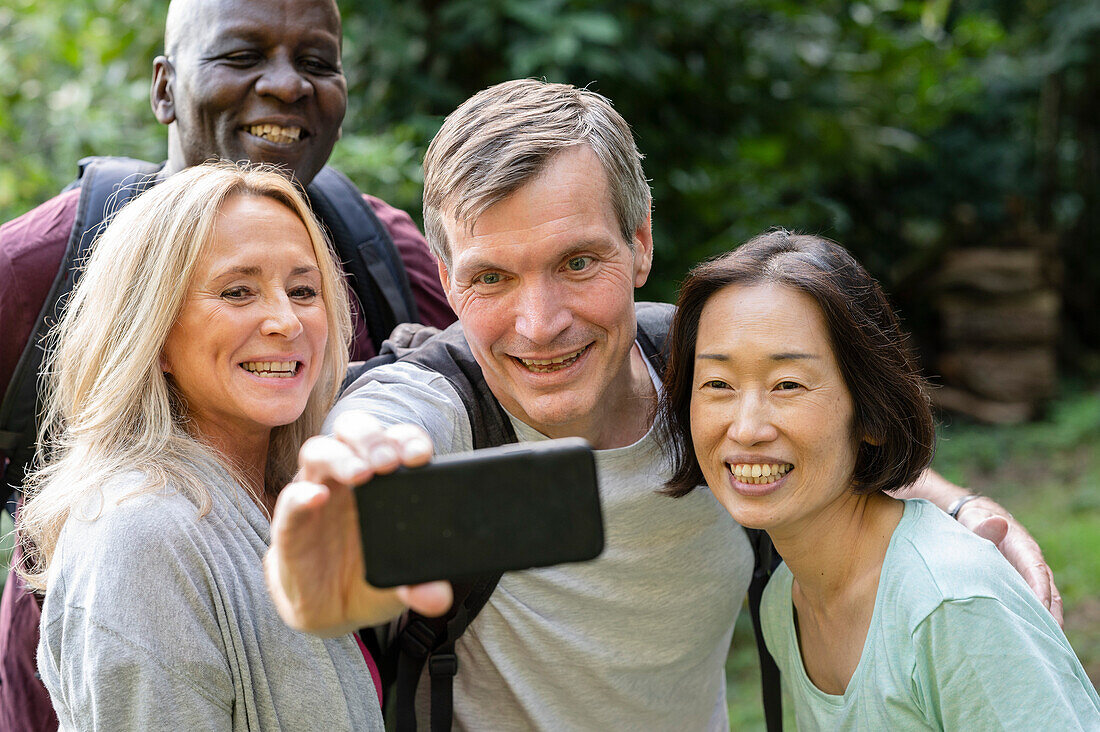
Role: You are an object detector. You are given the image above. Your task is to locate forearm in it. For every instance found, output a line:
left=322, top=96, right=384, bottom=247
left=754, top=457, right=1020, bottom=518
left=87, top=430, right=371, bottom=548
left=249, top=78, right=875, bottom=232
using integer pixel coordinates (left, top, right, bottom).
left=902, top=468, right=1018, bottom=527
left=897, top=468, right=969, bottom=511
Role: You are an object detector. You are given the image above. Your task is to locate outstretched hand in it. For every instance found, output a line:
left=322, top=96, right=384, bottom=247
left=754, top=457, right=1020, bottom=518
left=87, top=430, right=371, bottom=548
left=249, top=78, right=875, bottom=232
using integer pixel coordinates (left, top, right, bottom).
left=956, top=496, right=1064, bottom=628
left=265, top=412, right=453, bottom=637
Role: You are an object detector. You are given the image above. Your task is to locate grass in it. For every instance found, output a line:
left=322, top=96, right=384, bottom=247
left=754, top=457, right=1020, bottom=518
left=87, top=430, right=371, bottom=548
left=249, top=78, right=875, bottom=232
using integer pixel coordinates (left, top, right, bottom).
left=724, top=381, right=1100, bottom=726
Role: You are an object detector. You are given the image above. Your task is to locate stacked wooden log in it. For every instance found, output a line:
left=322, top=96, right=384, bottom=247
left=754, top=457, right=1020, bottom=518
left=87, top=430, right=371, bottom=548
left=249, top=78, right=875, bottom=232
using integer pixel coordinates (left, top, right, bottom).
left=933, top=237, right=1060, bottom=423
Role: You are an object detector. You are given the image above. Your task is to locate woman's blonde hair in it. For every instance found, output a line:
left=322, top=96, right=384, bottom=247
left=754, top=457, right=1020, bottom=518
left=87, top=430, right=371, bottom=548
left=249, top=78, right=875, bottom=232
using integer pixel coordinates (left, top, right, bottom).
left=17, top=161, right=352, bottom=590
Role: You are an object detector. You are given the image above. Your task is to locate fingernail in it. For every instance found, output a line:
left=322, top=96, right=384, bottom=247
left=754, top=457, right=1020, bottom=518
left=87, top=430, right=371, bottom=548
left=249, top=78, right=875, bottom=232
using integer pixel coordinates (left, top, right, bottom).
left=403, top=437, right=432, bottom=459
left=372, top=444, right=398, bottom=467
left=339, top=456, right=368, bottom=482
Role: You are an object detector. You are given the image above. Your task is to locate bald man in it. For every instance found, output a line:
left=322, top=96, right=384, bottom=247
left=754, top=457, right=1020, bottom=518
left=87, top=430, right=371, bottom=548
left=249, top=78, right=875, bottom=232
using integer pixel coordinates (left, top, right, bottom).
left=0, top=1, right=454, bottom=728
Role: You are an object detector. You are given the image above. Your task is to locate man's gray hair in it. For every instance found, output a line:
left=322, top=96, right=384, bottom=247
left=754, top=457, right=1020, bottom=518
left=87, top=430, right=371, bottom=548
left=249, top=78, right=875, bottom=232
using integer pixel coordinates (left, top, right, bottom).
left=423, top=79, right=651, bottom=267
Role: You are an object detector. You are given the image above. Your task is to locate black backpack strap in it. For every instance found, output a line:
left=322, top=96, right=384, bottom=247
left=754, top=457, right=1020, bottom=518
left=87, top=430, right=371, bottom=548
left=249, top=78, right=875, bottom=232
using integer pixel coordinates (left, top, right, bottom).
left=634, top=301, right=675, bottom=374
left=394, top=574, right=502, bottom=732
left=343, top=320, right=518, bottom=450
left=343, top=320, right=514, bottom=730
left=746, top=528, right=783, bottom=731
left=357, top=303, right=689, bottom=730
left=0, top=156, right=162, bottom=507
left=306, top=166, right=418, bottom=353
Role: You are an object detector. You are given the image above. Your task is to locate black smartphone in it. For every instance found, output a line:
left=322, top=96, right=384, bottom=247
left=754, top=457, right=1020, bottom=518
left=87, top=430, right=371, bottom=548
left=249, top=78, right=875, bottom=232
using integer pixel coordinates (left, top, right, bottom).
left=354, top=437, right=604, bottom=588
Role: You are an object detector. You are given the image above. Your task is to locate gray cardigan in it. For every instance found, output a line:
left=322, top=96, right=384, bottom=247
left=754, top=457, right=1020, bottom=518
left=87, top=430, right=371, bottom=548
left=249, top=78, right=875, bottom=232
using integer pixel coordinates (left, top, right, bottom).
left=37, top=468, right=383, bottom=730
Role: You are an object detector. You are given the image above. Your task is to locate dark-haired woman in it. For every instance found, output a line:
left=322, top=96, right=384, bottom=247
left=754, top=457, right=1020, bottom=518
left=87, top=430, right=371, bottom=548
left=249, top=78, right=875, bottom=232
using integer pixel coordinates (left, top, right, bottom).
left=660, top=230, right=1099, bottom=729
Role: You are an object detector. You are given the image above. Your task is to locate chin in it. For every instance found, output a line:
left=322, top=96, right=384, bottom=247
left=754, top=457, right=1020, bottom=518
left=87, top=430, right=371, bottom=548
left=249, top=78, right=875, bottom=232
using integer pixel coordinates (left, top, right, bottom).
left=521, top=396, right=592, bottom=431
left=252, top=404, right=311, bottom=430
left=711, top=490, right=776, bottom=531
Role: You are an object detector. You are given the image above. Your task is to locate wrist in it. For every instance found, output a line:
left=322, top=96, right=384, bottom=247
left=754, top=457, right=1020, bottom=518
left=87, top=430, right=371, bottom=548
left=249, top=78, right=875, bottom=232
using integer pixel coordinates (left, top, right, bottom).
left=951, top=494, right=1016, bottom=524
left=946, top=493, right=981, bottom=520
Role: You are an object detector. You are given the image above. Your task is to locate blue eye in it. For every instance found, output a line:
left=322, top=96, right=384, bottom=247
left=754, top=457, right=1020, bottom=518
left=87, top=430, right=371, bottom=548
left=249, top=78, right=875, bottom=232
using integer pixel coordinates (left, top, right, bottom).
left=476, top=272, right=503, bottom=285
left=566, top=256, right=592, bottom=272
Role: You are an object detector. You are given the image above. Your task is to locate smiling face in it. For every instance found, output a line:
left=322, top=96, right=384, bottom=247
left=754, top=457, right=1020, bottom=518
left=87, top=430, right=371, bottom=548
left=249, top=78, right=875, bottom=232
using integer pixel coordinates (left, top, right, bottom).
left=153, top=0, right=347, bottom=185
left=161, top=194, right=328, bottom=450
left=689, top=283, right=863, bottom=533
left=438, top=146, right=654, bottom=447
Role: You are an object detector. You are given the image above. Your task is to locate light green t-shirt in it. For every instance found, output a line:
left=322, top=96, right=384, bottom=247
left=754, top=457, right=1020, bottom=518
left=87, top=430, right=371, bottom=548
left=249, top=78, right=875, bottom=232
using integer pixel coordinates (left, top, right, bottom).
left=761, top=498, right=1100, bottom=730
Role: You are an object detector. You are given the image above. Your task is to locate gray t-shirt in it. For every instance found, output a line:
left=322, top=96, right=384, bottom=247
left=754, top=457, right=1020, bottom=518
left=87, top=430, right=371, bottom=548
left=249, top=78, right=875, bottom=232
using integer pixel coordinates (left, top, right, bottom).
left=38, top=467, right=383, bottom=731
left=328, top=350, right=754, bottom=730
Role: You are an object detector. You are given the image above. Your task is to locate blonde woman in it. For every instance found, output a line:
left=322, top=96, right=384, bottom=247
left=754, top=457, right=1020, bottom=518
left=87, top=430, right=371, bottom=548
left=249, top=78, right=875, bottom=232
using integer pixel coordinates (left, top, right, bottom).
left=17, top=163, right=383, bottom=729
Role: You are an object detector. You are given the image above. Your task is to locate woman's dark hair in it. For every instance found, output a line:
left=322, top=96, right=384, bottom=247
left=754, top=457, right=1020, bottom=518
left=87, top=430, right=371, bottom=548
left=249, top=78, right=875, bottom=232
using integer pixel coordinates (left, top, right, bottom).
left=660, top=229, right=935, bottom=497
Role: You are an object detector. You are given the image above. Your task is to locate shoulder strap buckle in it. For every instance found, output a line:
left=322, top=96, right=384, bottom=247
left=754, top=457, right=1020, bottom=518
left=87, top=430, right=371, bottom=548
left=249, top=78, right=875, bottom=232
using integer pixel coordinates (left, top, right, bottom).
left=428, top=652, right=458, bottom=678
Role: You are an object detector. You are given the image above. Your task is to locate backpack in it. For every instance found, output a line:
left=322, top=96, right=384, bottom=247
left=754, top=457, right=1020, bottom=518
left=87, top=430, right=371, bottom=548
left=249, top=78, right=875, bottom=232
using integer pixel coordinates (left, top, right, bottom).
left=348, top=301, right=783, bottom=731
left=0, top=156, right=419, bottom=510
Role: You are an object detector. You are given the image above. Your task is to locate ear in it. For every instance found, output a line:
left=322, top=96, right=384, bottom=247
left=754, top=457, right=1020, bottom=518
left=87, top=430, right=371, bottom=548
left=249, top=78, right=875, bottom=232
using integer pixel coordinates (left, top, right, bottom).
left=631, top=208, right=654, bottom=289
left=863, top=433, right=884, bottom=447
left=151, top=56, right=176, bottom=125
left=159, top=352, right=172, bottom=376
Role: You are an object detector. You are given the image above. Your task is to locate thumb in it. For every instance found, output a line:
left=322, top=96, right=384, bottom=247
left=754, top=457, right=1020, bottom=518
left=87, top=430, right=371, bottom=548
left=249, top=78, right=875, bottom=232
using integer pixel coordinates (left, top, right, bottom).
left=395, top=581, right=454, bottom=618
left=972, top=515, right=1009, bottom=546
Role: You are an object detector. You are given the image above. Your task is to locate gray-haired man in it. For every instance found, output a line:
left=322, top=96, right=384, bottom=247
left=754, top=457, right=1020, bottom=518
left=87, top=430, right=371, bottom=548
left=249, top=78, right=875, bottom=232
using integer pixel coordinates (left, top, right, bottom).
left=266, top=79, right=1060, bottom=729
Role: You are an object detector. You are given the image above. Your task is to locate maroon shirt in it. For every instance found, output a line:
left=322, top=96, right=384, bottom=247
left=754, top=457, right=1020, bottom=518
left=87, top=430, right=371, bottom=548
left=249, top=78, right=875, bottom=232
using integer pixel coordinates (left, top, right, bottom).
left=0, top=182, right=455, bottom=730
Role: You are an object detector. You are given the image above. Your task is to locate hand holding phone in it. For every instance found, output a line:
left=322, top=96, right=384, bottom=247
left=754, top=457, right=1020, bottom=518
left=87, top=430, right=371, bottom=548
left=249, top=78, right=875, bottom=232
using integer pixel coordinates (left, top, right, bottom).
left=355, top=437, right=604, bottom=587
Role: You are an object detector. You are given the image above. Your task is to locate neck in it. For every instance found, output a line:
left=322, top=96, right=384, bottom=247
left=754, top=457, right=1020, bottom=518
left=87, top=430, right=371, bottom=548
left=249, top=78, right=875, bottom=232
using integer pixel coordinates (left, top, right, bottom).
left=769, top=492, right=903, bottom=609
left=163, top=135, right=185, bottom=177
left=577, top=343, right=658, bottom=449
left=195, top=424, right=271, bottom=508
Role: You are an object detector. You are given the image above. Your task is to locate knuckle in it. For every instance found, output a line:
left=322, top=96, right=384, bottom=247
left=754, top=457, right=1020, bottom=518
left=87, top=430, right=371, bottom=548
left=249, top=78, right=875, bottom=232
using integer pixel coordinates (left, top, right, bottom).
left=333, top=411, right=383, bottom=441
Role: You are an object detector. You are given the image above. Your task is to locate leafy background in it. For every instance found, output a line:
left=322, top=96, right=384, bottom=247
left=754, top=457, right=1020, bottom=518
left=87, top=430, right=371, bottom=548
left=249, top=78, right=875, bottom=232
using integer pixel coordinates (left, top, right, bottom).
left=2, top=0, right=1097, bottom=721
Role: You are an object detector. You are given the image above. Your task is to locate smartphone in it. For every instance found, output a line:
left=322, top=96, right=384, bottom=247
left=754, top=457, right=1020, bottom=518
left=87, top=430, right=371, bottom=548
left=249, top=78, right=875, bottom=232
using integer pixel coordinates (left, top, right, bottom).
left=355, top=437, right=604, bottom=587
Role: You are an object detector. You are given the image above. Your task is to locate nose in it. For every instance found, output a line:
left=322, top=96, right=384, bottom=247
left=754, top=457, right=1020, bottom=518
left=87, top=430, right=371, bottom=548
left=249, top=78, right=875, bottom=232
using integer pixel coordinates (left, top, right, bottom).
left=513, top=281, right=572, bottom=345
left=254, top=55, right=311, bottom=104
left=261, top=293, right=305, bottom=339
left=727, top=392, right=779, bottom=447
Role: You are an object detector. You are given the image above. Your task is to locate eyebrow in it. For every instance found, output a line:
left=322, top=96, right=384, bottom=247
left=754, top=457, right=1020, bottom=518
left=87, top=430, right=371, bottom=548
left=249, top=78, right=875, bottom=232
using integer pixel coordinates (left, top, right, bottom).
left=454, top=238, right=619, bottom=277
left=696, top=352, right=820, bottom=361
left=217, top=265, right=320, bottom=277
left=213, top=28, right=339, bottom=49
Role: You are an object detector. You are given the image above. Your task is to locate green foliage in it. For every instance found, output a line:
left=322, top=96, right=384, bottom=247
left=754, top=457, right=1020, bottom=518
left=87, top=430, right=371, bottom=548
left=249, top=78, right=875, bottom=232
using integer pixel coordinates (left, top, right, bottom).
left=933, top=383, right=1100, bottom=608
left=3, top=0, right=1098, bottom=357
left=0, top=0, right=166, bottom=219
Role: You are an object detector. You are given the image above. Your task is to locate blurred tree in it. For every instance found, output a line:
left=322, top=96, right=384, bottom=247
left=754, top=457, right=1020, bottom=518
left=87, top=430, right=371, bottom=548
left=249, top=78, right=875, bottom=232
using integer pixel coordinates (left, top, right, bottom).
left=2, top=0, right=1096, bottom=367
left=0, top=0, right=166, bottom=218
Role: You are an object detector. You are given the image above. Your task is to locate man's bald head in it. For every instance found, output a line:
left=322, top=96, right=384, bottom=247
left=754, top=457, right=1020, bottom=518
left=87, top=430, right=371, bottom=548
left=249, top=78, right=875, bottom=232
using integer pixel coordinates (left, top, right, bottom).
left=163, top=0, right=342, bottom=59
left=153, top=0, right=347, bottom=186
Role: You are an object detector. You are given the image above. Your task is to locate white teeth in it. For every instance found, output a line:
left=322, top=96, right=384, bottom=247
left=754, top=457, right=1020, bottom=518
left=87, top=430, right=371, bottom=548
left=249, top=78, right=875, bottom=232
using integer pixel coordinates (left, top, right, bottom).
left=728, top=463, right=793, bottom=485
left=241, top=361, right=298, bottom=378
left=518, top=346, right=587, bottom=372
left=246, top=124, right=302, bottom=144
